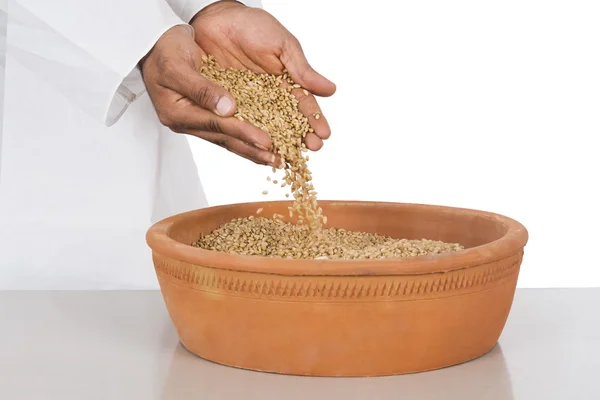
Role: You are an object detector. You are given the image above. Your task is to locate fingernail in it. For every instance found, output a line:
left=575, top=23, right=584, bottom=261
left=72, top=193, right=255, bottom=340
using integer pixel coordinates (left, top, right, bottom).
left=254, top=143, right=269, bottom=151
left=216, top=97, right=233, bottom=116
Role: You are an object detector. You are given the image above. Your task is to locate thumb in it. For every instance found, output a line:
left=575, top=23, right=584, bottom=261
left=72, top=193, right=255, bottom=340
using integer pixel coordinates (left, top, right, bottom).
left=168, top=64, right=237, bottom=117
left=282, top=37, right=336, bottom=97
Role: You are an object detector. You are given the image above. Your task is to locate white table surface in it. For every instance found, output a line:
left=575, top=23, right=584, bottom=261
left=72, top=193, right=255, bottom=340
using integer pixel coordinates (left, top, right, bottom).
left=1, top=289, right=598, bottom=400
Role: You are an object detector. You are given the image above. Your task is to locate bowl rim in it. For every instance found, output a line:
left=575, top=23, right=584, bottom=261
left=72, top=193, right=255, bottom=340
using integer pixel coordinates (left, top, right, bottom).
left=146, top=201, right=528, bottom=276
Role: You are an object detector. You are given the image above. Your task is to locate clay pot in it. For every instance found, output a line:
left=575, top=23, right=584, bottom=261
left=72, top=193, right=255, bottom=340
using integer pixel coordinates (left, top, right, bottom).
left=146, top=201, right=528, bottom=377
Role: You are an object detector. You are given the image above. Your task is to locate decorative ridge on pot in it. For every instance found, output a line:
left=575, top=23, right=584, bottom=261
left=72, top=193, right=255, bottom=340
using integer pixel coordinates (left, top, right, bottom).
left=152, top=252, right=523, bottom=302
left=146, top=201, right=528, bottom=277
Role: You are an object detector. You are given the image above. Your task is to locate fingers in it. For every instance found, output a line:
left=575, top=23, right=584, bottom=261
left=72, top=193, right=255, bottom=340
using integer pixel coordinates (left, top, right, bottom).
left=184, top=130, right=281, bottom=167
left=282, top=36, right=336, bottom=97
left=304, top=133, right=324, bottom=151
left=155, top=96, right=273, bottom=151
left=162, top=62, right=238, bottom=117
left=289, top=86, right=331, bottom=140
left=278, top=81, right=330, bottom=151
left=279, top=36, right=334, bottom=151
left=154, top=92, right=277, bottom=164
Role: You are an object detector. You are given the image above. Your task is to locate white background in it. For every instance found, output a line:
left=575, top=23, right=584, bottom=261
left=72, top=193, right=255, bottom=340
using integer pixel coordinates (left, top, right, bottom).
left=190, top=0, right=600, bottom=288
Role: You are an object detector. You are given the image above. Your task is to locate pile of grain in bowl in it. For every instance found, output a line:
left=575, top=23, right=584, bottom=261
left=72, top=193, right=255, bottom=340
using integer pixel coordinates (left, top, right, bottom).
left=195, top=56, right=463, bottom=260
left=193, top=217, right=463, bottom=260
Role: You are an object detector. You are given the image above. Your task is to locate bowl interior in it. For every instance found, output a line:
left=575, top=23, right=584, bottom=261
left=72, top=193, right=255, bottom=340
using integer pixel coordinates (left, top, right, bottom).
left=167, top=201, right=508, bottom=250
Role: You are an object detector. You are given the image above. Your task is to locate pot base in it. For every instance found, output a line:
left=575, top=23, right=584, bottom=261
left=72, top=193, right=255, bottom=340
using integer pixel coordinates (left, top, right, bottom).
left=178, top=339, right=501, bottom=377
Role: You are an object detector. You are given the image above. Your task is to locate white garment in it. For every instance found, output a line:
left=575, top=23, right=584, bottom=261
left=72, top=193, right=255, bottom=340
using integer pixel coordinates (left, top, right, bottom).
left=0, top=0, right=260, bottom=289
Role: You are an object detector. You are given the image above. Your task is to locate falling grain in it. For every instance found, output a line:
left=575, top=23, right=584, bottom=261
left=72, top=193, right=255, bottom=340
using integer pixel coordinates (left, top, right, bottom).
left=200, top=56, right=324, bottom=231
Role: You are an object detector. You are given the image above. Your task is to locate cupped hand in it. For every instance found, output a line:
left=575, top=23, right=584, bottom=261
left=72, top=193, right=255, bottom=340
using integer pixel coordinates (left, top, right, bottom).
left=191, top=0, right=336, bottom=151
left=141, top=25, right=279, bottom=167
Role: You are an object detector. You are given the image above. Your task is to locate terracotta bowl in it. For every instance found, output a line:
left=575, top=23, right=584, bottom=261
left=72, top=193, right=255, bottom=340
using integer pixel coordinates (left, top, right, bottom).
left=146, top=201, right=528, bottom=377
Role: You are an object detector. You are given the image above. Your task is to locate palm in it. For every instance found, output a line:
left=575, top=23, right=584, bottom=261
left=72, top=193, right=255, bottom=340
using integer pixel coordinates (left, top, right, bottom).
left=190, top=1, right=336, bottom=151
left=192, top=4, right=288, bottom=75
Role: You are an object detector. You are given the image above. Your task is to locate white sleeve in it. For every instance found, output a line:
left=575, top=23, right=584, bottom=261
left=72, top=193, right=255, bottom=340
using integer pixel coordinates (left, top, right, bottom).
left=166, top=0, right=263, bottom=24
left=10, top=0, right=193, bottom=126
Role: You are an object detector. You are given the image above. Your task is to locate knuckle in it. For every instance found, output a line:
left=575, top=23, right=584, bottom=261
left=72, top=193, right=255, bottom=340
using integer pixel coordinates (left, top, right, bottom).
left=170, top=125, right=186, bottom=134
left=287, top=34, right=301, bottom=47
left=190, top=85, right=215, bottom=108
left=157, top=56, right=178, bottom=76
left=294, top=89, right=310, bottom=102
left=157, top=110, right=175, bottom=128
left=249, top=8, right=269, bottom=19
left=296, top=67, right=310, bottom=84
left=157, top=108, right=188, bottom=133
left=206, top=117, right=223, bottom=134
left=214, top=136, right=231, bottom=149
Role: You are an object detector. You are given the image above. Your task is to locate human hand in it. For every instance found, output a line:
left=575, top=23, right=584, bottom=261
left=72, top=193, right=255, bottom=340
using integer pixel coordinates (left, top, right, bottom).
left=140, top=25, right=279, bottom=167
left=191, top=0, right=336, bottom=151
